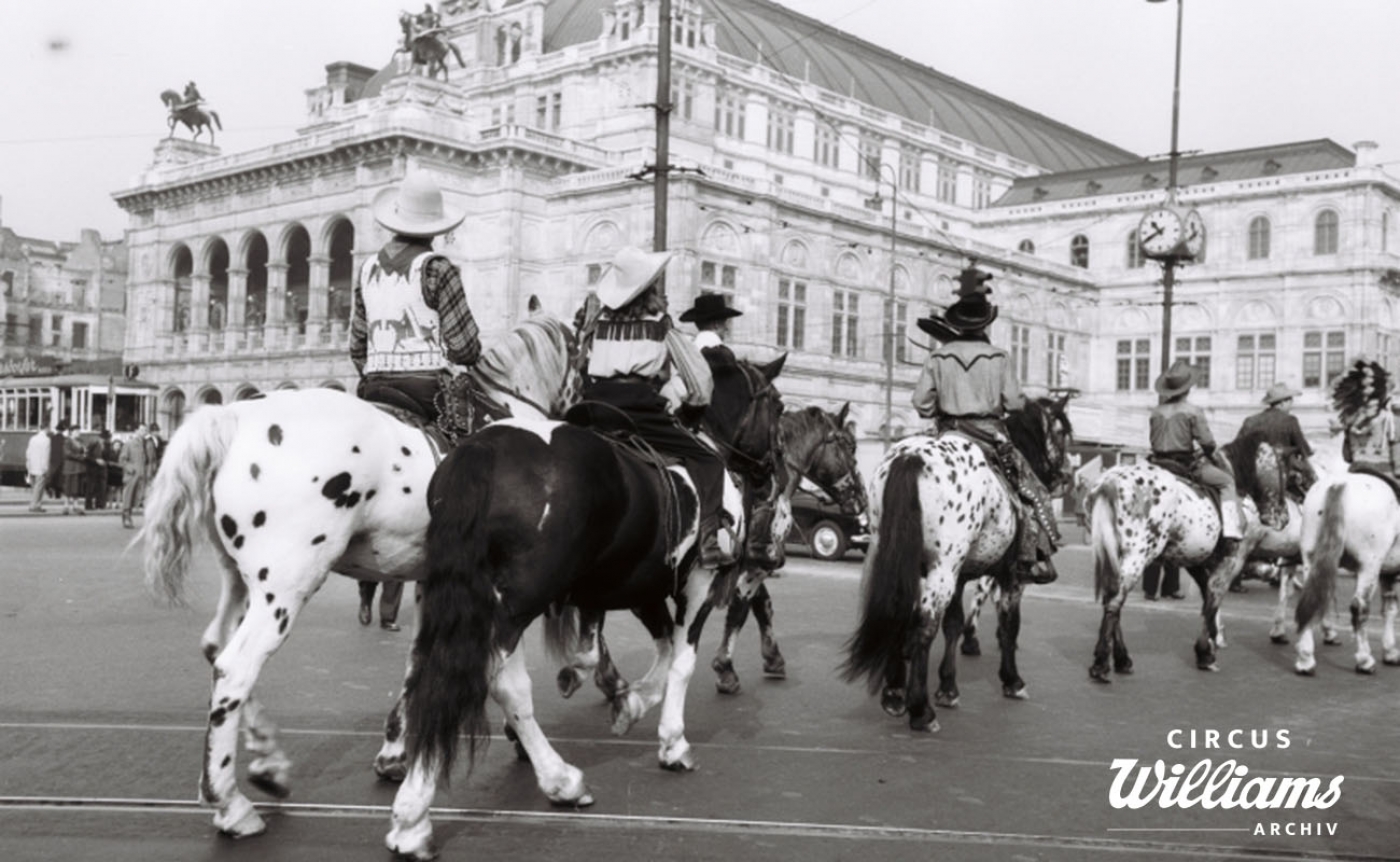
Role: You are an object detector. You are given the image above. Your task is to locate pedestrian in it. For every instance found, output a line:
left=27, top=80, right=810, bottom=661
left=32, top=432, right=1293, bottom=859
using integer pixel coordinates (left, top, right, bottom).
left=59, top=423, right=86, bottom=515
left=358, top=580, right=405, bottom=631
left=45, top=422, right=66, bottom=507
left=146, top=422, right=167, bottom=477
left=25, top=427, right=51, bottom=513
left=120, top=423, right=152, bottom=529
left=85, top=429, right=111, bottom=511
left=1143, top=561, right=1186, bottom=601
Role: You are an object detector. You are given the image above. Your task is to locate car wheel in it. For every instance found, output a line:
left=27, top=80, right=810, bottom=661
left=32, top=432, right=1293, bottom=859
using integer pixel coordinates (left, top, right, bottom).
left=810, top=520, right=849, bottom=561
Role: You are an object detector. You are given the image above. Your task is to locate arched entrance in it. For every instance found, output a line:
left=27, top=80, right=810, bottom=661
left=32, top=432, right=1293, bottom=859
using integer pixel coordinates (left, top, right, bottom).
left=162, top=388, right=188, bottom=433
left=285, top=225, right=311, bottom=337
left=234, top=384, right=261, bottom=401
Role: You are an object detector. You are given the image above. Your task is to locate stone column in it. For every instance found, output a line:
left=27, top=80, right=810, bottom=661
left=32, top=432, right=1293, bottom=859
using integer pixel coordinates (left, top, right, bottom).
left=154, top=279, right=177, bottom=355
left=226, top=267, right=248, bottom=351
left=189, top=273, right=211, bottom=353
left=266, top=262, right=288, bottom=349
left=307, top=253, right=331, bottom=345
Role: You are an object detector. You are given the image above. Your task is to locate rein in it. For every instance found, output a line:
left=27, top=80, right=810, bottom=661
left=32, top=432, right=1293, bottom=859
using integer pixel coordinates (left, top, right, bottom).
left=707, top=364, right=780, bottom=478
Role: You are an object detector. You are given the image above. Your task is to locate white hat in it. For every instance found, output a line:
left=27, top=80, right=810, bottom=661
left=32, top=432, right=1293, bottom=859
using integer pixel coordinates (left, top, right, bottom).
left=372, top=171, right=465, bottom=238
left=595, top=246, right=673, bottom=310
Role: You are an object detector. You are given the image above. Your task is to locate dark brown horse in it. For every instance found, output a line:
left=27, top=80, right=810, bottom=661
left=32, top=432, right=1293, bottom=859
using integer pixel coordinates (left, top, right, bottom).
left=396, top=15, right=465, bottom=81
left=160, top=90, right=221, bottom=143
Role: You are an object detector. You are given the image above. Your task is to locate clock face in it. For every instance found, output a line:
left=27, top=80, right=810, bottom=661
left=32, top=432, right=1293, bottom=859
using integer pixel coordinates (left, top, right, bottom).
left=1183, top=209, right=1206, bottom=259
left=1138, top=208, right=1184, bottom=257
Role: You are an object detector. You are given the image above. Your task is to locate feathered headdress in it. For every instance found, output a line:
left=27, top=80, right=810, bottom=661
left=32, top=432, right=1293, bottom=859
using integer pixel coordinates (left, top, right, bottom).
left=1331, top=359, right=1391, bottom=428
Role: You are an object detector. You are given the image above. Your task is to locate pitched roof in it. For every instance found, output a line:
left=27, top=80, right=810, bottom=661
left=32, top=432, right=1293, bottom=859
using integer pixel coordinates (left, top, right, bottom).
left=543, top=0, right=1136, bottom=173
left=992, top=139, right=1357, bottom=207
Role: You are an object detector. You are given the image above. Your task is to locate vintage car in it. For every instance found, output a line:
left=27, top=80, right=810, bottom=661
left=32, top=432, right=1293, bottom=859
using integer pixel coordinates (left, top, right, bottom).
left=786, top=485, right=869, bottom=561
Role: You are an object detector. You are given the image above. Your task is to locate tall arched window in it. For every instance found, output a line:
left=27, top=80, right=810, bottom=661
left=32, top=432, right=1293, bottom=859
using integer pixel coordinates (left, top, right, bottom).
left=1070, top=235, right=1089, bottom=269
left=1017, top=239, right=1035, bottom=254
left=1383, top=210, right=1391, bottom=253
left=1314, top=210, right=1339, bottom=255
left=1248, top=216, right=1271, bottom=260
left=1126, top=231, right=1144, bottom=269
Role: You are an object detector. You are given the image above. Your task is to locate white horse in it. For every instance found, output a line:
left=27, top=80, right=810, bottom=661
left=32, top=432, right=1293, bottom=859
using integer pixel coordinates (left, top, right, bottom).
left=1293, top=470, right=1400, bottom=675
left=139, top=315, right=578, bottom=839
left=1087, top=436, right=1287, bottom=680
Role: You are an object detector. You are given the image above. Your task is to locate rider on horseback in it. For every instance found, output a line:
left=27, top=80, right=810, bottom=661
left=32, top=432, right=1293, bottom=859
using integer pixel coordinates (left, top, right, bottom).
left=181, top=81, right=204, bottom=110
left=912, top=266, right=1061, bottom=585
left=351, top=171, right=480, bottom=441
left=583, top=246, right=734, bottom=569
left=1149, top=359, right=1245, bottom=542
left=1334, top=358, right=1399, bottom=476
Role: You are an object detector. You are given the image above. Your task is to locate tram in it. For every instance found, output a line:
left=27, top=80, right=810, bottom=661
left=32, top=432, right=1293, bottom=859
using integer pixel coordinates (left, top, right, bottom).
left=0, top=374, right=159, bottom=486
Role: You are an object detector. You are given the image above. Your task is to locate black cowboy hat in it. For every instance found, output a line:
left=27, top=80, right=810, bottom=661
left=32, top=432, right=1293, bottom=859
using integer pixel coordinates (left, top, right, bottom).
left=679, top=292, right=743, bottom=324
left=915, top=282, right=998, bottom=340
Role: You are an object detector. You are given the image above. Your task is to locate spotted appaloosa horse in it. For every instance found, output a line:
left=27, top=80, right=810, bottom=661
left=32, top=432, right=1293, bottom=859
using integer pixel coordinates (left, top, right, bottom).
left=139, top=315, right=577, bottom=840
left=1293, top=470, right=1400, bottom=675
left=841, top=396, right=1074, bottom=733
left=710, top=403, right=867, bottom=695
left=385, top=356, right=784, bottom=860
left=1086, top=434, right=1288, bottom=682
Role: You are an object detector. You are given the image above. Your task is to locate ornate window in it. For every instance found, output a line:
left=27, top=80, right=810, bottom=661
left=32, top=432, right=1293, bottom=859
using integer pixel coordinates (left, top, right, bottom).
left=776, top=278, right=806, bottom=350
left=1009, top=324, right=1031, bottom=383
left=1235, top=333, right=1276, bottom=390
left=766, top=102, right=795, bottom=155
left=1175, top=336, right=1212, bottom=389
left=937, top=158, right=957, bottom=204
left=1116, top=338, right=1151, bottom=391
left=1314, top=210, right=1339, bottom=255
left=1126, top=230, right=1144, bottom=269
left=858, top=134, right=882, bottom=182
left=1248, top=216, right=1271, bottom=260
left=1302, top=330, right=1345, bottom=387
left=1046, top=331, right=1067, bottom=388
left=882, top=299, right=908, bottom=365
left=1017, top=239, right=1034, bottom=254
left=714, top=89, right=746, bottom=139
left=1070, top=235, right=1090, bottom=269
left=970, top=170, right=992, bottom=209
left=699, top=260, right=738, bottom=299
left=898, top=149, right=921, bottom=194
left=813, top=123, right=839, bottom=169
left=832, top=289, right=860, bottom=358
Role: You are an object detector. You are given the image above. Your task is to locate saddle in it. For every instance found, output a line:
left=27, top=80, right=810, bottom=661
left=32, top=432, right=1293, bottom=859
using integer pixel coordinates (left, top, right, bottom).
left=1349, top=463, right=1400, bottom=503
left=1148, top=455, right=1224, bottom=510
left=368, top=403, right=450, bottom=463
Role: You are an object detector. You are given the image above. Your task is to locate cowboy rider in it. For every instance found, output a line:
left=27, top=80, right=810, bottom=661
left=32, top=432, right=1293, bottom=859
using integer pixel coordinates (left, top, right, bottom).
left=1239, top=382, right=1313, bottom=461
left=677, top=292, right=784, bottom=569
left=351, top=170, right=480, bottom=439
left=583, top=246, right=734, bottom=569
left=1149, top=359, right=1245, bottom=542
left=911, top=266, right=1061, bottom=585
left=182, top=81, right=204, bottom=109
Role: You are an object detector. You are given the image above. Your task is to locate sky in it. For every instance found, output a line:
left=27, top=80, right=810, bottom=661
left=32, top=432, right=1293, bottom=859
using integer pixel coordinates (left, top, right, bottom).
left=1, top=0, right=1397, bottom=242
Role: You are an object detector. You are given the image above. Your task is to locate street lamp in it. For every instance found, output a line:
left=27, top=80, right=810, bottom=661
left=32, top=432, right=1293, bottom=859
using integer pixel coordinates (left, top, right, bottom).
left=1148, top=0, right=1185, bottom=377
left=865, top=163, right=899, bottom=450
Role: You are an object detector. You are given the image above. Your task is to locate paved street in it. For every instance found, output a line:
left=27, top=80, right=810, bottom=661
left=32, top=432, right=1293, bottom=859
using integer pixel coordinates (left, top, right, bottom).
left=1, top=512, right=1396, bottom=862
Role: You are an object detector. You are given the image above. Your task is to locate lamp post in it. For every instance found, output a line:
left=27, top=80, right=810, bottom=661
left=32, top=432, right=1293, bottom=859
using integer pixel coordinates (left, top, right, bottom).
left=1149, top=0, right=1185, bottom=376
left=866, top=164, right=899, bottom=450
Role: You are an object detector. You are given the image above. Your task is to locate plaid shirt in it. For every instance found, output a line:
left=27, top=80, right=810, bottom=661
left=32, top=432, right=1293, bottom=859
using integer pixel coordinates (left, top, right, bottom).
left=350, top=238, right=481, bottom=374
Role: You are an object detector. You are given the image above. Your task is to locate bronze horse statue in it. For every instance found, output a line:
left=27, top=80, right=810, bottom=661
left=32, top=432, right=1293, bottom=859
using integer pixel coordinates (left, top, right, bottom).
left=160, top=90, right=221, bottom=143
left=396, top=14, right=464, bottom=81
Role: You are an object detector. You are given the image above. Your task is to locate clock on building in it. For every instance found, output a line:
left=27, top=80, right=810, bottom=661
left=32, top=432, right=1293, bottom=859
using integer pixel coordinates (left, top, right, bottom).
left=1182, top=209, right=1206, bottom=260
left=1137, top=207, right=1184, bottom=259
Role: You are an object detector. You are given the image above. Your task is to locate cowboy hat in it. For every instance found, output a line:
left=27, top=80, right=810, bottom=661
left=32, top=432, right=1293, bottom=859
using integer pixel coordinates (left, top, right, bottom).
left=916, top=312, right=969, bottom=342
left=595, top=246, right=673, bottom=310
left=373, top=171, right=466, bottom=238
left=679, top=292, right=742, bottom=324
left=915, top=289, right=999, bottom=341
left=1154, top=359, right=1197, bottom=398
left=1262, top=382, right=1301, bottom=405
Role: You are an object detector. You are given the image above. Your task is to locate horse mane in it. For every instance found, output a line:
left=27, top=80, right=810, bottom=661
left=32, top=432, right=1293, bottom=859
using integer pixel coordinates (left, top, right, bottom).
left=1006, top=397, right=1067, bottom=486
left=706, top=361, right=758, bottom=439
left=1222, top=430, right=1274, bottom=504
left=474, top=315, right=574, bottom=416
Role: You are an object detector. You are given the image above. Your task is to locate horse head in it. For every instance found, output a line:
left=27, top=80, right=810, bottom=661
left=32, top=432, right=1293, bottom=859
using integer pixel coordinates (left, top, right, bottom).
left=1007, top=396, right=1075, bottom=495
left=474, top=313, right=579, bottom=420
left=160, top=89, right=181, bottom=109
left=781, top=403, right=866, bottom=516
left=707, top=355, right=786, bottom=480
left=1278, top=444, right=1318, bottom=501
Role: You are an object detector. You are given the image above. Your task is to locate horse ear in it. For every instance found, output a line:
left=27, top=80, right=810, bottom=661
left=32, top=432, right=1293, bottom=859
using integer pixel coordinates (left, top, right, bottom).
left=836, top=402, right=850, bottom=425
left=1055, top=392, right=1072, bottom=412
left=763, top=353, right=788, bottom=381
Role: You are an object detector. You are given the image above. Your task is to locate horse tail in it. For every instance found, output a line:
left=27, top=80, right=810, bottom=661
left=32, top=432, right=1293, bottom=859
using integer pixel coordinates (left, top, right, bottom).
left=1091, top=482, right=1122, bottom=601
left=139, top=405, right=239, bottom=607
left=210, top=110, right=222, bottom=130
left=542, top=604, right=579, bottom=666
left=404, top=441, right=499, bottom=786
left=841, top=454, right=926, bottom=694
left=1296, top=483, right=1346, bottom=630
left=449, top=42, right=465, bottom=67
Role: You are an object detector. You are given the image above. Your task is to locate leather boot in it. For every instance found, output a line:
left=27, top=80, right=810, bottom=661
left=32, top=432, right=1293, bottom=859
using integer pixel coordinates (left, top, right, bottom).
left=358, top=602, right=372, bottom=627
left=1219, top=491, right=1244, bottom=540
left=700, top=516, right=735, bottom=569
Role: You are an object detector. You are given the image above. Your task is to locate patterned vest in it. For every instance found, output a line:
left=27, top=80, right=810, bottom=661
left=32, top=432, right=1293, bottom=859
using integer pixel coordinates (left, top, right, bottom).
left=587, top=312, right=670, bottom=381
left=360, top=252, right=444, bottom=375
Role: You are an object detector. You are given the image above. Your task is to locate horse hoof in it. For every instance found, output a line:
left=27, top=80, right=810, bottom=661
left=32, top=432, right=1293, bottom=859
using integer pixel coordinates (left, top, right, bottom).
left=215, top=797, right=266, bottom=839
left=1355, top=660, right=1377, bottom=675
left=1323, top=635, right=1344, bottom=647
left=1088, top=665, right=1112, bottom=684
left=909, top=716, right=940, bottom=734
left=374, top=755, right=408, bottom=783
left=1270, top=634, right=1290, bottom=645
left=549, top=790, right=594, bottom=808
left=386, top=822, right=438, bottom=862
left=1002, top=684, right=1028, bottom=700
left=714, top=674, right=742, bottom=696
left=556, top=668, right=583, bottom=699
left=1294, top=662, right=1316, bottom=676
left=1114, top=662, right=1134, bottom=675
left=762, top=659, right=787, bottom=678
left=880, top=688, right=906, bottom=717
left=961, top=638, right=982, bottom=657
left=610, top=694, right=640, bottom=736
left=934, top=690, right=960, bottom=708
left=248, top=769, right=291, bottom=800
left=659, top=748, right=696, bottom=772
left=1197, top=662, right=1219, bottom=673
left=1383, top=651, right=1400, bottom=666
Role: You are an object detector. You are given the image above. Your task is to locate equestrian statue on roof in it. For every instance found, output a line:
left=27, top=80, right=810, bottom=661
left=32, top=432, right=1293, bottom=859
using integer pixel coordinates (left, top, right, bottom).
left=160, top=80, right=222, bottom=144
left=395, top=4, right=464, bottom=81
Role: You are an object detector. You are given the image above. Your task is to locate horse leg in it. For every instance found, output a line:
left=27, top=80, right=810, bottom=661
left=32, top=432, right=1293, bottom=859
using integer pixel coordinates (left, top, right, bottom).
left=1090, top=591, right=1128, bottom=683
left=373, top=597, right=418, bottom=780
left=492, top=646, right=592, bottom=805
left=657, top=574, right=720, bottom=771
left=905, top=609, right=940, bottom=733
left=1380, top=573, right=1400, bottom=665
left=611, top=601, right=675, bottom=737
left=1194, top=564, right=1227, bottom=671
left=996, top=581, right=1030, bottom=698
left=555, top=607, right=605, bottom=700
left=200, top=584, right=315, bottom=837
left=1270, top=560, right=1293, bottom=644
left=1351, top=564, right=1380, bottom=674
left=880, top=645, right=908, bottom=718
left=711, top=569, right=758, bottom=694
left=752, top=581, right=787, bottom=678
left=935, top=581, right=965, bottom=708
left=385, top=754, right=440, bottom=861
left=961, top=576, right=989, bottom=656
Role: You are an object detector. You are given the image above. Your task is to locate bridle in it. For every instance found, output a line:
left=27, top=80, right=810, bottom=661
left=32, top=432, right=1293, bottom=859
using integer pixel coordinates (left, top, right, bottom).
left=787, top=419, right=862, bottom=512
left=709, top=363, right=782, bottom=479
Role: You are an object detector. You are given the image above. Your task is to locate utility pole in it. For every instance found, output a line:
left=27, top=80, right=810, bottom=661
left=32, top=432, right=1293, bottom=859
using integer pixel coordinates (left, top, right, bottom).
left=1157, top=0, right=1184, bottom=375
left=882, top=169, right=897, bottom=451
left=653, top=0, right=673, bottom=297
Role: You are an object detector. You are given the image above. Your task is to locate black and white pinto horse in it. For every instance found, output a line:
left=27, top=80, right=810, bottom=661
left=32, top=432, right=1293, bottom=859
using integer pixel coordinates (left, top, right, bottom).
left=842, top=396, right=1074, bottom=733
left=1086, top=434, right=1288, bottom=681
left=711, top=403, right=867, bottom=694
left=139, top=315, right=578, bottom=840
left=1292, top=470, right=1400, bottom=675
left=385, top=357, right=785, bottom=860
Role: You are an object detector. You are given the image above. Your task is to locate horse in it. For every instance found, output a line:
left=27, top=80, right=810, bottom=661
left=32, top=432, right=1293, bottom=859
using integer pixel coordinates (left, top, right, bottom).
left=1085, top=434, right=1288, bottom=682
left=711, top=403, right=866, bottom=694
left=1292, top=469, right=1400, bottom=675
left=384, top=356, right=785, bottom=859
left=841, top=396, right=1075, bottom=733
left=160, top=90, right=222, bottom=143
left=396, top=15, right=464, bottom=81
left=139, top=314, right=578, bottom=840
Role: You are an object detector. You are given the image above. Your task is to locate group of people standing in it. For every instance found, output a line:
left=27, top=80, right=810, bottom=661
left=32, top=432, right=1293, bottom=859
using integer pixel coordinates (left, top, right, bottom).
left=23, top=422, right=164, bottom=524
